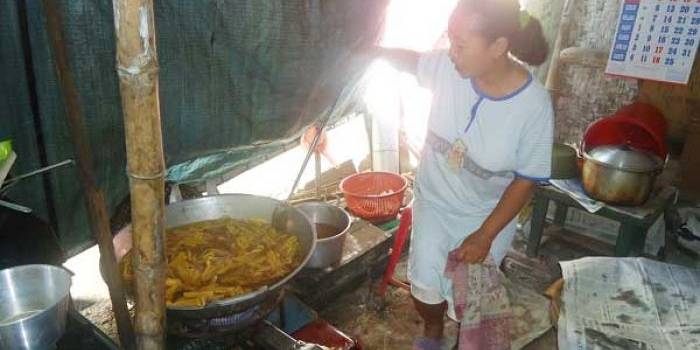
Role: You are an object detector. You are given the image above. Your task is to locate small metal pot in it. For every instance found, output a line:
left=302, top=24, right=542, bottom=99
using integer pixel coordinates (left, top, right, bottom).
left=0, top=264, right=72, bottom=350
left=582, top=145, right=664, bottom=206
left=551, top=143, right=579, bottom=179
left=295, top=202, right=351, bottom=269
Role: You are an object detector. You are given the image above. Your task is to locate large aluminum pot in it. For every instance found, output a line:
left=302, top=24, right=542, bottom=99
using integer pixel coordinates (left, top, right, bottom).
left=0, top=264, right=71, bottom=350
left=161, top=194, right=316, bottom=323
left=582, top=145, right=664, bottom=206
left=295, top=202, right=351, bottom=269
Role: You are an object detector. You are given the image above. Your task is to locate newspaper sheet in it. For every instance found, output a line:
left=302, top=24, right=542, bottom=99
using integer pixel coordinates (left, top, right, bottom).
left=549, top=179, right=605, bottom=213
left=548, top=181, right=677, bottom=220
left=559, top=257, right=700, bottom=350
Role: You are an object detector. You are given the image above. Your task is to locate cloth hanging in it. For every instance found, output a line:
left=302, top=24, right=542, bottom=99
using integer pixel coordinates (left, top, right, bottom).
left=444, top=250, right=512, bottom=350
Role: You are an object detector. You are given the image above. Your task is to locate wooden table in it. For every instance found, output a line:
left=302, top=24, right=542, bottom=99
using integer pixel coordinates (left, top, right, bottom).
left=526, top=185, right=676, bottom=257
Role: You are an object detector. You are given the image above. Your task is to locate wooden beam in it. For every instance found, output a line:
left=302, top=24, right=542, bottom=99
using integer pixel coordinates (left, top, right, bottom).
left=112, top=0, right=167, bottom=349
left=42, top=1, right=136, bottom=349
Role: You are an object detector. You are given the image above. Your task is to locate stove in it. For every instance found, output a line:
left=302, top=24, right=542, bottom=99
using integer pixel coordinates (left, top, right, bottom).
left=167, top=290, right=284, bottom=338
left=57, top=294, right=359, bottom=350
left=165, top=218, right=392, bottom=350
left=167, top=294, right=360, bottom=350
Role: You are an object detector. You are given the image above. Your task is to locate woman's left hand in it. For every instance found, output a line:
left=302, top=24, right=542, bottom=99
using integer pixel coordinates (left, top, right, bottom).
left=455, top=230, right=493, bottom=264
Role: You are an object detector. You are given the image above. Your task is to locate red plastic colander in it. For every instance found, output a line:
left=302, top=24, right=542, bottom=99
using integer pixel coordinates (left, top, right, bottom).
left=339, top=172, right=407, bottom=224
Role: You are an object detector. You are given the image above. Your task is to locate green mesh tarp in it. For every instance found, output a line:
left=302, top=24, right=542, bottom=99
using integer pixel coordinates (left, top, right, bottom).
left=0, top=0, right=386, bottom=256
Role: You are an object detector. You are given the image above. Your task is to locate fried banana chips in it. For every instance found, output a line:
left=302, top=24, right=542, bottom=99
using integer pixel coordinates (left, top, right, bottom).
left=120, top=218, right=301, bottom=307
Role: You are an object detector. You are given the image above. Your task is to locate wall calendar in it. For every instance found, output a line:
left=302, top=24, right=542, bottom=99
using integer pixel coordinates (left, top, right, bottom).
left=606, top=0, right=700, bottom=84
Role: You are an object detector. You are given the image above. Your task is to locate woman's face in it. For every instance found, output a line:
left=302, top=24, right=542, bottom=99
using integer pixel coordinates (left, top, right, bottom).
left=447, top=10, right=507, bottom=78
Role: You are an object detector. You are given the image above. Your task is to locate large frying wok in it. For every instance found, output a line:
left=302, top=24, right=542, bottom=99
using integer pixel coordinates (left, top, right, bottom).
left=119, top=194, right=316, bottom=332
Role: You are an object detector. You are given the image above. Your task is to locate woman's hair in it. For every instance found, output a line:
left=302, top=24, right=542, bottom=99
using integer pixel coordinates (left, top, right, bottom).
left=456, top=0, right=549, bottom=66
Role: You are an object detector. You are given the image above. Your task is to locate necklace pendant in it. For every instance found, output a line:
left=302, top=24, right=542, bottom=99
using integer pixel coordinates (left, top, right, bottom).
left=447, top=139, right=466, bottom=171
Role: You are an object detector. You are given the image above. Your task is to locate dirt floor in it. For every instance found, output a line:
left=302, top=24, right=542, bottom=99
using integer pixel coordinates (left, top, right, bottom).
left=317, top=265, right=558, bottom=350
left=317, top=229, right=575, bottom=350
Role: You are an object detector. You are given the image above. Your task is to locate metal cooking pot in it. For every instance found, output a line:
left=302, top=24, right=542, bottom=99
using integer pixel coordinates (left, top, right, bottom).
left=158, top=194, right=315, bottom=325
left=295, top=202, right=351, bottom=269
left=551, top=143, right=579, bottom=179
left=0, top=264, right=72, bottom=350
left=582, top=145, right=664, bottom=206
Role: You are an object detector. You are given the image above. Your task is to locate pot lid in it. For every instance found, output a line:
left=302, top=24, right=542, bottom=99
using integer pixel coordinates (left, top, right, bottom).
left=586, top=145, right=663, bottom=172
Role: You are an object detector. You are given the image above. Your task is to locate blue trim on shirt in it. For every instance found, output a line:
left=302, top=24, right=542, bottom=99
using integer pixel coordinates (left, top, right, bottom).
left=464, top=97, right=485, bottom=133
left=514, top=171, right=550, bottom=182
left=470, top=74, right=534, bottom=101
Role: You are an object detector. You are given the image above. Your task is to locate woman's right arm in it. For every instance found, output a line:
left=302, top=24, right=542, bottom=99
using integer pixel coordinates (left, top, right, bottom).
left=367, top=47, right=420, bottom=75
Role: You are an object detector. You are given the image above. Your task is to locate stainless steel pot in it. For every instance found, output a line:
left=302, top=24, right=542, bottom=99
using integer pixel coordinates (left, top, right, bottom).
left=582, top=145, right=664, bottom=206
left=0, top=264, right=72, bottom=350
left=295, top=202, right=351, bottom=269
left=161, top=194, right=315, bottom=324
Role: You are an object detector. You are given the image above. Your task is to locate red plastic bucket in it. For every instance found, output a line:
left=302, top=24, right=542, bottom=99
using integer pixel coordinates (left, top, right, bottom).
left=583, top=102, right=667, bottom=159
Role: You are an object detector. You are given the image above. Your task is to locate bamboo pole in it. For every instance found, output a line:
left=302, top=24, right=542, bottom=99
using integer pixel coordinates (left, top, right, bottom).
left=42, top=2, right=136, bottom=349
left=545, top=0, right=576, bottom=98
left=112, top=1, right=167, bottom=349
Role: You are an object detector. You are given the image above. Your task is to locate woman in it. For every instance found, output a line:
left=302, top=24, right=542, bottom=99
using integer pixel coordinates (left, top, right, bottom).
left=369, top=0, right=552, bottom=348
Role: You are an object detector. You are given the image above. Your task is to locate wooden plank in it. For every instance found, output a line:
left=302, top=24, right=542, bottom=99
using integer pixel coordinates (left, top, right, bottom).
left=291, top=159, right=357, bottom=202
left=301, top=159, right=356, bottom=191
